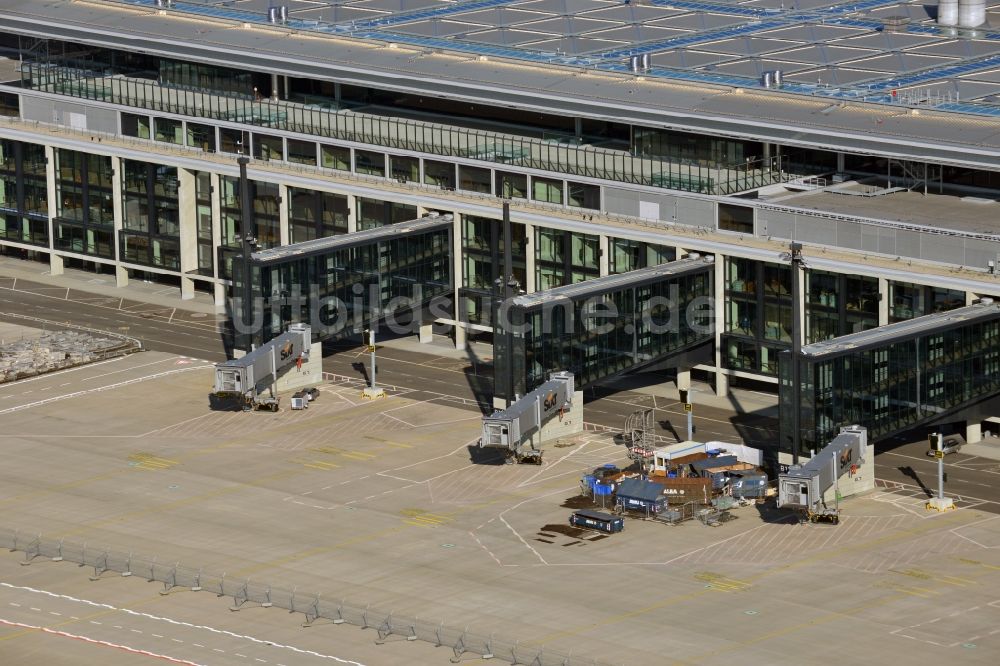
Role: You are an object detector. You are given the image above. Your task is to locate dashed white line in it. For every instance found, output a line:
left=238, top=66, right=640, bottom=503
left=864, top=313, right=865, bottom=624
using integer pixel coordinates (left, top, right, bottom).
left=49, top=611, right=61, bottom=616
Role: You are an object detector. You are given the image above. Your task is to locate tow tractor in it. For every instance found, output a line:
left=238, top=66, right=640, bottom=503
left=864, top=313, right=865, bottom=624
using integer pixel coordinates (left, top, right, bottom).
left=777, top=425, right=868, bottom=524
left=213, top=323, right=312, bottom=411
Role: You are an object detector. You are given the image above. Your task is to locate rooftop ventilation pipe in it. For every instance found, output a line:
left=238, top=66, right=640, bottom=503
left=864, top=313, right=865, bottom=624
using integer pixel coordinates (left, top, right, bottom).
left=628, top=54, right=650, bottom=74
left=938, top=0, right=958, bottom=25
left=958, top=0, right=985, bottom=27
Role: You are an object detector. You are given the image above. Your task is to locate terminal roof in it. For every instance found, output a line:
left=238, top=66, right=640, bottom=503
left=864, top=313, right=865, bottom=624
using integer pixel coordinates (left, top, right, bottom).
left=799, top=299, right=1000, bottom=358
left=251, top=215, right=451, bottom=265
left=2, top=1, right=999, bottom=167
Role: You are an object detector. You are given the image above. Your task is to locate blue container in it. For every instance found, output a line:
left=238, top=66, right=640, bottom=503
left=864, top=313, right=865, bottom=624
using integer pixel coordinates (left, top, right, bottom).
left=593, top=483, right=613, bottom=496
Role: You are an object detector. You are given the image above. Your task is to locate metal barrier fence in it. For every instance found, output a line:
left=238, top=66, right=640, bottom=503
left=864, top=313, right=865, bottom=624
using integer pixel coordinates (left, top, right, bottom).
left=0, top=528, right=614, bottom=666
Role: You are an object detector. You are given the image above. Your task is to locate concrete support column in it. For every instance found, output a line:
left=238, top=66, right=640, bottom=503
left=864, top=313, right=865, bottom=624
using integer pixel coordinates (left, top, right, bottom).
left=878, top=277, right=890, bottom=326
left=178, top=168, right=198, bottom=300
left=524, top=222, right=536, bottom=293
left=418, top=322, right=433, bottom=344
left=677, top=369, right=691, bottom=392
left=278, top=183, right=290, bottom=246
left=416, top=205, right=430, bottom=217
left=271, top=73, right=280, bottom=101
left=677, top=246, right=689, bottom=258
left=111, top=155, right=127, bottom=288
left=214, top=282, right=227, bottom=309
left=795, top=265, right=806, bottom=347
left=452, top=213, right=465, bottom=350
left=210, top=173, right=225, bottom=308
left=44, top=145, right=61, bottom=274
left=713, top=255, right=728, bottom=397
left=598, top=234, right=610, bottom=277
left=49, top=253, right=64, bottom=277
left=837, top=152, right=846, bottom=175
left=346, top=193, right=357, bottom=233
left=967, top=421, right=982, bottom=444
left=966, top=291, right=977, bottom=306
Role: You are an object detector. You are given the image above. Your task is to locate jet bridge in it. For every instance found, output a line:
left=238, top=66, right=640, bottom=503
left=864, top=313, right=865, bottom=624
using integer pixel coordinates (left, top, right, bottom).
left=777, top=425, right=870, bottom=524
left=480, top=371, right=577, bottom=463
left=214, top=323, right=312, bottom=411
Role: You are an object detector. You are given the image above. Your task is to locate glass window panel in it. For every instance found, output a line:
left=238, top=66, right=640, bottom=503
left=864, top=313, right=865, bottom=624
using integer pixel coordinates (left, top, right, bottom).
left=321, top=144, right=350, bottom=171
left=532, top=177, right=562, bottom=204
left=355, top=150, right=385, bottom=176
left=458, top=165, right=491, bottom=194
left=153, top=117, right=182, bottom=144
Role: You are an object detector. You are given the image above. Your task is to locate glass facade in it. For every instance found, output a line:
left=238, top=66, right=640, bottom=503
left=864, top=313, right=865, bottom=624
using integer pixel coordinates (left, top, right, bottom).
left=288, top=187, right=348, bottom=244
left=609, top=238, right=675, bottom=274
left=54, top=149, right=114, bottom=258
left=195, top=171, right=214, bottom=275
left=0, top=139, right=48, bottom=246
left=723, top=257, right=791, bottom=375
left=238, top=225, right=452, bottom=347
left=21, top=48, right=784, bottom=196
left=536, top=228, right=599, bottom=291
left=780, top=307, right=1000, bottom=455
left=889, top=281, right=965, bottom=323
left=218, top=176, right=281, bottom=279
left=356, top=198, right=417, bottom=231
left=806, top=270, right=878, bottom=343
left=120, top=159, right=180, bottom=270
left=460, top=215, right=527, bottom=326
left=496, top=261, right=713, bottom=399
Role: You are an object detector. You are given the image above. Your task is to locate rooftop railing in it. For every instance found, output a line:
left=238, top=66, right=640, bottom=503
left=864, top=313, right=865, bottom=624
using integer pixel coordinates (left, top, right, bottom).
left=20, top=62, right=785, bottom=196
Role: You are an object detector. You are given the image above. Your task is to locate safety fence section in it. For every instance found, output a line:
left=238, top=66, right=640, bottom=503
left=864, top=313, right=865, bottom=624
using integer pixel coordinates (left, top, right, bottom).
left=0, top=528, right=614, bottom=666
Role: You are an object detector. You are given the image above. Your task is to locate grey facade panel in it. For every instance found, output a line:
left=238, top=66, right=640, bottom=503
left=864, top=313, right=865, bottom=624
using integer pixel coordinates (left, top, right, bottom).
left=20, top=95, right=54, bottom=125
left=895, top=229, right=921, bottom=260
left=964, top=242, right=1000, bottom=274
left=861, top=227, right=879, bottom=254
left=798, top=216, right=837, bottom=246
left=759, top=210, right=795, bottom=240
left=836, top=220, right=863, bottom=251
left=604, top=187, right=639, bottom=218
left=85, top=105, right=118, bottom=134
left=676, top=198, right=714, bottom=229
left=926, top=235, right=966, bottom=267
left=877, top=227, right=896, bottom=256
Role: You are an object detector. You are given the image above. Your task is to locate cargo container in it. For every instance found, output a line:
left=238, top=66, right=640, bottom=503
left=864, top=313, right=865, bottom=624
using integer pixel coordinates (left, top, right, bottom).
left=648, top=475, right=712, bottom=504
left=615, top=478, right=667, bottom=516
left=569, top=509, right=624, bottom=533
left=731, top=472, right=768, bottom=500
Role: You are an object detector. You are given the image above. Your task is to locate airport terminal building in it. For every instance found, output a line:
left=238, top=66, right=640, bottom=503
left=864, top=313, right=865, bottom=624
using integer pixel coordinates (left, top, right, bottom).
left=0, top=0, right=999, bottom=400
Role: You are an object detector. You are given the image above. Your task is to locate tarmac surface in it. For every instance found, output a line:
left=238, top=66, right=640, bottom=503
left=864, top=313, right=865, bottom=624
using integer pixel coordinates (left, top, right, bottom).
left=1, top=351, right=1000, bottom=664
left=1, top=266, right=999, bottom=509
